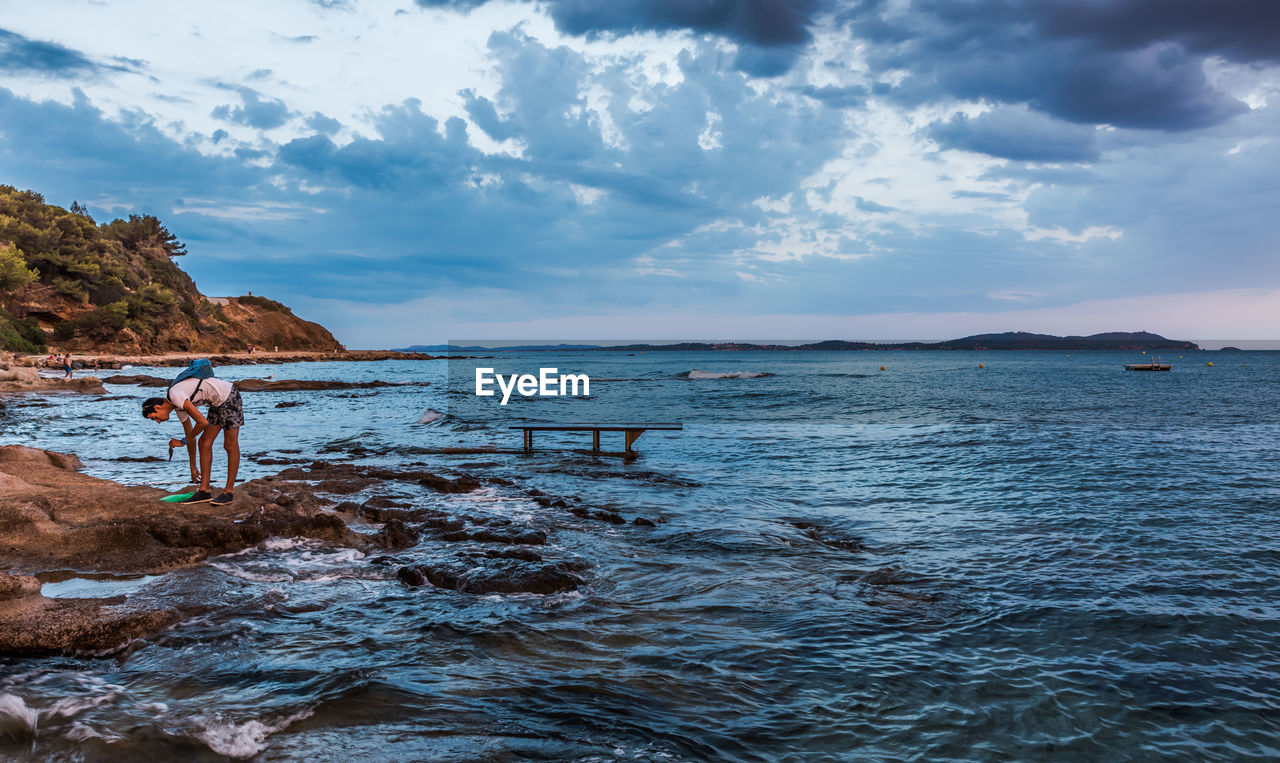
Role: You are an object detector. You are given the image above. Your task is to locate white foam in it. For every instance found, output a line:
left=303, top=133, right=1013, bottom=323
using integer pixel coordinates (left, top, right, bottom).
left=194, top=708, right=313, bottom=758
left=0, top=693, right=39, bottom=741
left=417, top=408, right=444, bottom=424
left=686, top=369, right=770, bottom=379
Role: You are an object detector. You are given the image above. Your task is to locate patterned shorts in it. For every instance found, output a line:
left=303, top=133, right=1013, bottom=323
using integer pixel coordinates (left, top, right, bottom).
left=207, top=388, right=244, bottom=429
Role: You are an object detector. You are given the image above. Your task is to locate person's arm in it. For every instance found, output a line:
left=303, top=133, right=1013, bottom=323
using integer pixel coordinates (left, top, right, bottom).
left=181, top=417, right=199, bottom=482
left=181, top=400, right=210, bottom=438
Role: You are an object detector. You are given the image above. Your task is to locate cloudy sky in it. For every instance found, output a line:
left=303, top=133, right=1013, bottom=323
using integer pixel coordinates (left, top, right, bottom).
left=1, top=0, right=1277, bottom=346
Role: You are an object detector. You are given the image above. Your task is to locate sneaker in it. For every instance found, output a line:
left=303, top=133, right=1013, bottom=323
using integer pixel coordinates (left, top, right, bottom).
left=181, top=490, right=213, bottom=504
left=210, top=492, right=235, bottom=506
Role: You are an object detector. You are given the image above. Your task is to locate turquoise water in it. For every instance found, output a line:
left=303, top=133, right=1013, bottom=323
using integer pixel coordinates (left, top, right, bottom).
left=2, top=351, right=1279, bottom=759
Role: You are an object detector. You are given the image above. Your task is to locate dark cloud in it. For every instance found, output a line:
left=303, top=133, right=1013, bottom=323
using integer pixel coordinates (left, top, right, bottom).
left=928, top=108, right=1100, bottom=162
left=1031, top=0, right=1280, bottom=63
left=306, top=111, right=342, bottom=135
left=0, top=28, right=101, bottom=76
left=211, top=87, right=293, bottom=129
left=844, top=0, right=1263, bottom=131
left=417, top=0, right=825, bottom=74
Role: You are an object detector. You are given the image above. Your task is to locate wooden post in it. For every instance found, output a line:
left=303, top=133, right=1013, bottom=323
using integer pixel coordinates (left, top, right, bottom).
left=592, top=430, right=600, bottom=452
left=624, top=429, right=643, bottom=452
left=523, top=429, right=532, bottom=453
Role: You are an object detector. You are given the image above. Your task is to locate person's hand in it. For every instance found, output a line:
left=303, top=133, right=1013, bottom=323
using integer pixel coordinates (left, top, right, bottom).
left=168, top=438, right=185, bottom=449
left=190, top=469, right=202, bottom=484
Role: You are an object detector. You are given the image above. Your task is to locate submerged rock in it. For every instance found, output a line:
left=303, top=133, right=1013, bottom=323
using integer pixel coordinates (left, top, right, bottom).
left=396, top=558, right=586, bottom=595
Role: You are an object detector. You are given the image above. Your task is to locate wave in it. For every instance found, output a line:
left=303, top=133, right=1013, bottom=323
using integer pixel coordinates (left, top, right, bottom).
left=0, top=693, right=39, bottom=742
left=417, top=408, right=445, bottom=425
left=684, top=369, right=772, bottom=379
left=194, top=708, right=314, bottom=758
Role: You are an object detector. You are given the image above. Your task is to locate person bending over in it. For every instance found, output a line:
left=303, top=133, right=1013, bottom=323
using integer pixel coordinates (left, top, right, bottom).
left=141, top=376, right=244, bottom=505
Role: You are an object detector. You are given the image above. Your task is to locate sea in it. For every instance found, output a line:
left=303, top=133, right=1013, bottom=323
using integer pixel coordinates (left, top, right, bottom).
left=1, top=350, right=1278, bottom=760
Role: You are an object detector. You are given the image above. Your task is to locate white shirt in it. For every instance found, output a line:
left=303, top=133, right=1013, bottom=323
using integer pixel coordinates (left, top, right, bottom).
left=169, top=377, right=235, bottom=421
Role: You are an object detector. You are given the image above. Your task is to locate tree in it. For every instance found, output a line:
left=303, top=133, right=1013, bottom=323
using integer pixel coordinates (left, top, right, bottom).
left=0, top=242, right=38, bottom=291
left=69, top=200, right=92, bottom=219
left=100, top=214, right=187, bottom=257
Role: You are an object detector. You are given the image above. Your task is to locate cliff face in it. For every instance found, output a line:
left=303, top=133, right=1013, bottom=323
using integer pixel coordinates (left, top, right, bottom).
left=0, top=185, right=342, bottom=354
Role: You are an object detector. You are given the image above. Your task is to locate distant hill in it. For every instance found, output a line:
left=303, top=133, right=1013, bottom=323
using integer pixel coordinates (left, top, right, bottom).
left=0, top=185, right=342, bottom=354
left=400, top=332, right=1200, bottom=352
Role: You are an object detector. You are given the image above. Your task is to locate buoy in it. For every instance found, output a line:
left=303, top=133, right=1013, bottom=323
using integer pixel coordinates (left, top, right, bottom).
left=1208, top=362, right=1213, bottom=366
left=880, top=366, right=886, bottom=371
left=1141, top=351, right=1146, bottom=355
left=979, top=363, right=984, bottom=368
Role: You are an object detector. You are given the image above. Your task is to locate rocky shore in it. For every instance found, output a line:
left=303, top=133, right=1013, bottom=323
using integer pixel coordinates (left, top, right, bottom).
left=0, top=364, right=106, bottom=395
left=0, top=444, right=654, bottom=657
left=17, top=349, right=442, bottom=370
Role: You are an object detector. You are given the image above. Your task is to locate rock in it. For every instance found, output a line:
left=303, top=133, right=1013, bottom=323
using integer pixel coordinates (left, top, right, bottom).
left=0, top=366, right=38, bottom=383
left=0, top=597, right=180, bottom=656
left=396, top=558, right=585, bottom=595
left=275, top=401, right=305, bottom=408
left=0, top=445, right=82, bottom=471
left=633, top=517, right=656, bottom=527
left=440, top=527, right=547, bottom=545
left=371, top=518, right=420, bottom=549
left=0, top=572, right=41, bottom=601
left=102, top=374, right=169, bottom=386
left=233, top=379, right=430, bottom=392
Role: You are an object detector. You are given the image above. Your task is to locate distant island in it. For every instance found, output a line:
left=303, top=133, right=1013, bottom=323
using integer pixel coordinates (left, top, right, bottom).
left=399, top=331, right=1200, bottom=353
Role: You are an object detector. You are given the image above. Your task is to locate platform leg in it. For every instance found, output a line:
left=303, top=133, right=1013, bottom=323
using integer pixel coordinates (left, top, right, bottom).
left=624, top=429, right=643, bottom=452
left=523, top=430, right=532, bottom=453
left=592, top=431, right=600, bottom=452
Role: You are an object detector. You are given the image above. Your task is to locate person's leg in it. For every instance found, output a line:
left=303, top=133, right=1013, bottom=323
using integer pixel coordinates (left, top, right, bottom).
left=222, top=427, right=240, bottom=494
left=198, top=424, right=222, bottom=493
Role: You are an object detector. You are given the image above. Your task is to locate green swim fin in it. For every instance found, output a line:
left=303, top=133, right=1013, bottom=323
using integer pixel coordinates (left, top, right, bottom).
left=160, top=492, right=195, bottom=503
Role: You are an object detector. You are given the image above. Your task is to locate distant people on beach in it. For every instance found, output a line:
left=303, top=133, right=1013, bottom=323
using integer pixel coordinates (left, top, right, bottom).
left=92, top=358, right=100, bottom=373
left=62, top=354, right=73, bottom=380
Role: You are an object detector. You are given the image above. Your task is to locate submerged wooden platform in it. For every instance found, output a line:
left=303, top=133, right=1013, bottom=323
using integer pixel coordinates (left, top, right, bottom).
left=1125, top=363, right=1172, bottom=371
left=510, top=423, right=683, bottom=454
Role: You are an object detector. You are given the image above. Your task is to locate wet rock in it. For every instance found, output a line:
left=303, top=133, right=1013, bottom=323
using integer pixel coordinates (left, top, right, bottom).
left=361, top=496, right=409, bottom=510
left=110, top=455, right=166, bottom=463
left=371, top=518, right=420, bottom=549
left=486, top=477, right=515, bottom=486
left=102, top=374, right=168, bottom=386
left=0, top=596, right=180, bottom=656
left=233, top=378, right=431, bottom=392
left=396, top=558, right=585, bottom=595
left=632, top=517, right=656, bottom=527
left=481, top=548, right=543, bottom=562
left=274, top=463, right=481, bottom=495
left=275, top=401, right=305, bottom=408
left=396, top=566, right=428, bottom=587
left=440, top=527, right=547, bottom=545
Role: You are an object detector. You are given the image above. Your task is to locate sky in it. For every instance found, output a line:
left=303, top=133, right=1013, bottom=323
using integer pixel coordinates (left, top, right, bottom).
left=1, top=0, right=1277, bottom=347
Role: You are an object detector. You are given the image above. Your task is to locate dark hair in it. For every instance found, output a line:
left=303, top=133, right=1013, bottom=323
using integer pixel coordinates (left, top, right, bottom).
left=141, top=397, right=167, bottom=418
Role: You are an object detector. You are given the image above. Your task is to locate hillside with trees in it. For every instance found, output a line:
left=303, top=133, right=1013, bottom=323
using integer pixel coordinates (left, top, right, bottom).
left=0, top=185, right=341, bottom=354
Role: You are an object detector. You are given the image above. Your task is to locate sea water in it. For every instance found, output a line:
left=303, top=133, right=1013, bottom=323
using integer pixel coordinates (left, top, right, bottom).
left=1, top=351, right=1278, bottom=759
